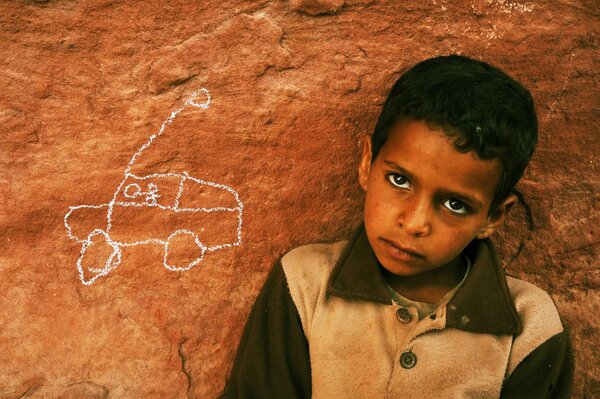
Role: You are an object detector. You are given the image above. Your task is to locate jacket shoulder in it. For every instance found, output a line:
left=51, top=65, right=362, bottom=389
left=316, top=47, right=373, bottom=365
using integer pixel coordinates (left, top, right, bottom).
left=281, top=240, right=347, bottom=335
left=505, top=276, right=565, bottom=375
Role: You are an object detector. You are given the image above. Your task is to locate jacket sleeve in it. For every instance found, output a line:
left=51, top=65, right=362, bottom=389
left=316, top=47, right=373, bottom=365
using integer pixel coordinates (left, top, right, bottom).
left=220, top=260, right=312, bottom=399
left=500, top=328, right=574, bottom=398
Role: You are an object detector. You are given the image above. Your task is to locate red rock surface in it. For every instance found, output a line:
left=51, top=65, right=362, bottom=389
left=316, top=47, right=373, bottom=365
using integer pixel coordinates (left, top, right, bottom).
left=1, top=0, right=598, bottom=397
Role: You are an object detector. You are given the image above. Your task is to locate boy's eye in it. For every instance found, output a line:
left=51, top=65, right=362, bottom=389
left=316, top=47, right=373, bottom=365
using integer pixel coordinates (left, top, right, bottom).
left=387, top=173, right=410, bottom=189
left=443, top=199, right=468, bottom=214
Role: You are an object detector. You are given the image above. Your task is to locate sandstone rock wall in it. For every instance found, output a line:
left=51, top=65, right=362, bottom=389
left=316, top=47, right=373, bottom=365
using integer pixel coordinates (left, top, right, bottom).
left=1, top=0, right=598, bottom=397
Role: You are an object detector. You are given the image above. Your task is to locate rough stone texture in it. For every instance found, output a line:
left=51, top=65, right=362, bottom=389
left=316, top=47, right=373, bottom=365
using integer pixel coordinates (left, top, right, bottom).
left=0, top=0, right=598, bottom=397
left=289, top=0, right=345, bottom=15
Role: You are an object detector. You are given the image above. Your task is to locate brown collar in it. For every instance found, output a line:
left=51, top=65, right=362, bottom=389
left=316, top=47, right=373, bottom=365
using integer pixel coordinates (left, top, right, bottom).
left=327, top=226, right=522, bottom=335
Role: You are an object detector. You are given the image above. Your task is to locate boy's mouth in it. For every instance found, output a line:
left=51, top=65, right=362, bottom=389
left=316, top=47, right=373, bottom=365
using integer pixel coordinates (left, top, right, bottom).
left=379, top=237, right=425, bottom=261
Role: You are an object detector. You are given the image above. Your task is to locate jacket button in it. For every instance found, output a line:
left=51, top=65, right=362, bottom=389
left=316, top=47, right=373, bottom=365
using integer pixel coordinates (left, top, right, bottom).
left=400, top=351, right=417, bottom=369
left=396, top=307, right=412, bottom=324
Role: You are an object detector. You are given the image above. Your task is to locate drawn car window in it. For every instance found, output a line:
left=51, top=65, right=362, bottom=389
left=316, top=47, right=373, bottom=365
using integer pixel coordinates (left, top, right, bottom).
left=115, top=175, right=181, bottom=207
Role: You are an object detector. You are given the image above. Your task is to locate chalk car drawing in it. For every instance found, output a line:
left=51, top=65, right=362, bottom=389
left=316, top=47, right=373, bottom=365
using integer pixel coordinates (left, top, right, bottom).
left=64, top=89, right=243, bottom=285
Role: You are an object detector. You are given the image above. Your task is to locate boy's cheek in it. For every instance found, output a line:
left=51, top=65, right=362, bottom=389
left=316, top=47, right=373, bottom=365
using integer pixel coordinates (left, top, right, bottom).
left=363, top=192, right=384, bottom=218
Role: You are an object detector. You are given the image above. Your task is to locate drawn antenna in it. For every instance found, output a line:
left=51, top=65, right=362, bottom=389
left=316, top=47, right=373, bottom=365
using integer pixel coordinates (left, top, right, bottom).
left=125, top=88, right=211, bottom=173
left=186, top=88, right=211, bottom=108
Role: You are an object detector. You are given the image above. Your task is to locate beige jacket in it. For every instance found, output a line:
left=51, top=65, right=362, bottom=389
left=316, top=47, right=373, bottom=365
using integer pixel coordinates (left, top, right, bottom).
left=223, top=227, right=573, bottom=398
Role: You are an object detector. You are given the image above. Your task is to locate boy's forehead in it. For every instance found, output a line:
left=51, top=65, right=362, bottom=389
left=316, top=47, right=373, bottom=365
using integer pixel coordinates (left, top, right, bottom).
left=380, top=120, right=502, bottom=199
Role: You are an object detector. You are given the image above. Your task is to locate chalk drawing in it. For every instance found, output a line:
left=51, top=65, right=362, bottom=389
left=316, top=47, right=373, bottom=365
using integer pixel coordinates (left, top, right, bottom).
left=430, top=0, right=535, bottom=50
left=545, top=52, right=576, bottom=120
left=487, top=0, right=535, bottom=14
left=434, top=0, right=534, bottom=16
left=64, top=89, right=244, bottom=285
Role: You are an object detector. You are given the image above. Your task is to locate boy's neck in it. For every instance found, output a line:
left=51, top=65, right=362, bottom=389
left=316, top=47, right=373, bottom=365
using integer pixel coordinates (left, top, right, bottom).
left=382, top=256, right=468, bottom=304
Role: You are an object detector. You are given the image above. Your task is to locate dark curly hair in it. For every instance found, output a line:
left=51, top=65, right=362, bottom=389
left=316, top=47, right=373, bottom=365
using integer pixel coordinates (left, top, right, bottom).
left=371, top=55, right=538, bottom=211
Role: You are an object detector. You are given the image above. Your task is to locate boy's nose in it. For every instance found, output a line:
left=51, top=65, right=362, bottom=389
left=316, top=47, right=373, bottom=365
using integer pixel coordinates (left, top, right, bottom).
left=397, top=197, right=432, bottom=237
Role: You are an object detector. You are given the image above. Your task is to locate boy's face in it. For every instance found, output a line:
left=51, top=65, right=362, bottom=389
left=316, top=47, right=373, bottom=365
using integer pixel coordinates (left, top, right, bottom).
left=358, top=119, right=515, bottom=278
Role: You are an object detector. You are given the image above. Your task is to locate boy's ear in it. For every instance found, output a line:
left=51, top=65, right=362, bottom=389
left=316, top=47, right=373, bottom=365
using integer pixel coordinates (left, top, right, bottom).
left=476, top=194, right=518, bottom=239
left=358, top=135, right=373, bottom=190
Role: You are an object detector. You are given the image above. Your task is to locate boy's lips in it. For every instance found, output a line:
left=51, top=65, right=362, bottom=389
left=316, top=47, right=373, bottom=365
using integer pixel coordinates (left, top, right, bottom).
left=379, top=237, right=425, bottom=261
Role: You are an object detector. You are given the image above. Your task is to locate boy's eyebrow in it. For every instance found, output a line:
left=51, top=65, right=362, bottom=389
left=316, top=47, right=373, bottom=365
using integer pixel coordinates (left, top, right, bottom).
left=384, top=160, right=416, bottom=181
left=383, top=160, right=484, bottom=209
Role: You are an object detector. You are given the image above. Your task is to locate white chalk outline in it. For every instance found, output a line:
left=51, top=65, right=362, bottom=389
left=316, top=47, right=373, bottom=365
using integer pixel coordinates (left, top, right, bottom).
left=64, top=88, right=243, bottom=285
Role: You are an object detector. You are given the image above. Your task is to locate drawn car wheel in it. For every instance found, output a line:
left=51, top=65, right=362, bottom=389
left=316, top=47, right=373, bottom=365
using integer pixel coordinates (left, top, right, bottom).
left=163, top=229, right=207, bottom=271
left=77, top=229, right=122, bottom=286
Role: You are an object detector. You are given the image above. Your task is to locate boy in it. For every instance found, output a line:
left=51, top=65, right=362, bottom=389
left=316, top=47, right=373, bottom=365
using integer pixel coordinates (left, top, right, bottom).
left=222, top=55, right=573, bottom=398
